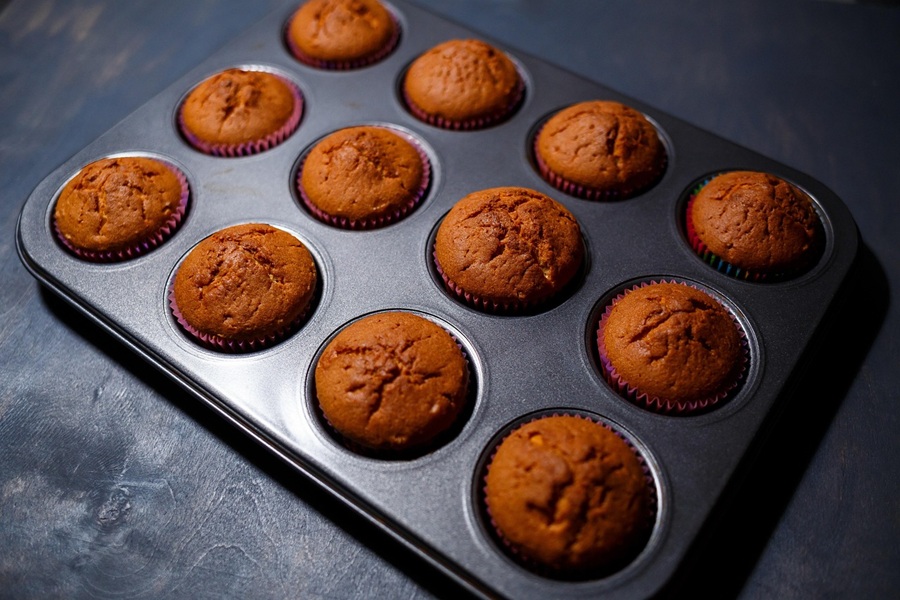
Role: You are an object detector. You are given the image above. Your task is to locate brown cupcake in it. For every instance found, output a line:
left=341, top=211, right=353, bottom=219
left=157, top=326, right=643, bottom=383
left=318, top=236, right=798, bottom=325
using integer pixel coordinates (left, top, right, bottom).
left=403, top=39, right=524, bottom=130
left=53, top=156, right=189, bottom=262
left=178, top=68, right=302, bottom=157
left=171, top=223, right=318, bottom=352
left=534, top=100, right=666, bottom=199
left=314, top=311, right=469, bottom=453
left=434, top=187, right=583, bottom=312
left=484, top=414, right=654, bottom=577
left=597, top=281, right=746, bottom=414
left=687, top=170, right=823, bottom=280
left=286, top=0, right=399, bottom=70
left=298, top=126, right=429, bottom=229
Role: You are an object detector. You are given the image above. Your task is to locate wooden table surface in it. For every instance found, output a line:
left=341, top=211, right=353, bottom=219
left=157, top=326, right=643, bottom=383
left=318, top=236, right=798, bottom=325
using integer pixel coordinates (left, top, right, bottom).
left=2, top=1, right=899, bottom=598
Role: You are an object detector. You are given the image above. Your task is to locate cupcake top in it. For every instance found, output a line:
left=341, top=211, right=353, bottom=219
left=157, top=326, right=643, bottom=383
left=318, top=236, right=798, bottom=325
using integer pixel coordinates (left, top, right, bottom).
left=179, top=68, right=301, bottom=156
left=299, top=126, right=428, bottom=228
left=315, top=311, right=469, bottom=452
left=434, top=187, right=583, bottom=311
left=534, top=100, right=666, bottom=199
left=53, top=156, right=188, bottom=261
left=484, top=415, right=653, bottom=576
left=286, top=0, right=399, bottom=69
left=599, top=282, right=744, bottom=413
left=403, top=39, right=523, bottom=130
left=688, top=170, right=823, bottom=276
left=171, top=223, right=317, bottom=351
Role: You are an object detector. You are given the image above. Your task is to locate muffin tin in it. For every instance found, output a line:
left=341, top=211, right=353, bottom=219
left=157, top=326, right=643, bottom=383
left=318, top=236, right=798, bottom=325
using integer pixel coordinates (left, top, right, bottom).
left=15, top=1, right=859, bottom=598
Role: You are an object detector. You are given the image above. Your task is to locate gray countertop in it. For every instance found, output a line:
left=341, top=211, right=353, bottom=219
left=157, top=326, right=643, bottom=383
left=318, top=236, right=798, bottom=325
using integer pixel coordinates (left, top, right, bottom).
left=2, top=1, right=898, bottom=598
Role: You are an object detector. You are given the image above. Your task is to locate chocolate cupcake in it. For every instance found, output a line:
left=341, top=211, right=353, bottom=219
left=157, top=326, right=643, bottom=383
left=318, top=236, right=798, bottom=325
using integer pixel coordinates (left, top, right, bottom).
left=178, top=68, right=303, bottom=157
left=534, top=100, right=666, bottom=200
left=286, top=0, right=400, bottom=70
left=298, top=125, right=430, bottom=229
left=484, top=414, right=654, bottom=577
left=403, top=39, right=524, bottom=130
left=434, top=186, right=583, bottom=313
left=170, top=223, right=318, bottom=352
left=686, top=170, right=824, bottom=280
left=53, top=156, right=189, bottom=262
left=314, top=311, right=469, bottom=453
left=597, top=280, right=747, bottom=415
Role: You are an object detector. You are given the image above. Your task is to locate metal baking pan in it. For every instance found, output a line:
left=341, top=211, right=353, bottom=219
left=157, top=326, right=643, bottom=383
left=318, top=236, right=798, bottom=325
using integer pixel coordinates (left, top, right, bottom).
left=15, top=1, right=859, bottom=597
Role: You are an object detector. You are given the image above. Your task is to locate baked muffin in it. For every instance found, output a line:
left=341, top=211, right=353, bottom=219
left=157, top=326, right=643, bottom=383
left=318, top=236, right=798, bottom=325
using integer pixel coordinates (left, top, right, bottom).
left=171, top=223, right=318, bottom=352
left=286, top=0, right=399, bottom=70
left=484, top=414, right=653, bottom=577
left=534, top=100, right=666, bottom=200
left=597, top=281, right=746, bottom=414
left=178, top=68, right=303, bottom=157
left=403, top=39, right=524, bottom=130
left=53, top=156, right=189, bottom=262
left=434, top=187, right=583, bottom=312
left=314, top=311, right=469, bottom=453
left=687, top=170, right=823, bottom=280
left=298, top=125, right=429, bottom=229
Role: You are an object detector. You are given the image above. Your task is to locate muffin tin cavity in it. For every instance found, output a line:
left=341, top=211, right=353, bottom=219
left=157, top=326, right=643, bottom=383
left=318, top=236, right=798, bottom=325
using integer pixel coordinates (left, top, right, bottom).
left=306, top=309, right=480, bottom=459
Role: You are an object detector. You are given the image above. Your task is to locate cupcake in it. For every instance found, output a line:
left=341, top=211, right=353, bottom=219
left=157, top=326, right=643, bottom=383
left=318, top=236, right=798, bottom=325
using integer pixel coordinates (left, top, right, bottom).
left=170, top=223, right=318, bottom=352
left=178, top=68, right=303, bottom=157
left=597, top=281, right=746, bottom=415
left=53, top=156, right=189, bottom=262
left=402, top=39, right=524, bottom=130
left=314, top=311, right=469, bottom=453
left=484, top=414, right=654, bottom=577
left=286, top=0, right=399, bottom=70
left=434, top=186, right=583, bottom=313
left=534, top=100, right=666, bottom=200
left=298, top=125, right=430, bottom=229
left=686, top=170, right=824, bottom=280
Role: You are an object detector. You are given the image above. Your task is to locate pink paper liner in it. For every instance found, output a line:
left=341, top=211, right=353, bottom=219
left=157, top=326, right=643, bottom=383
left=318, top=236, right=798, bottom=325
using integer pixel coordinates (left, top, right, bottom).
left=685, top=176, right=820, bottom=282
left=596, top=279, right=749, bottom=415
left=297, top=127, right=431, bottom=230
left=532, top=122, right=667, bottom=201
left=315, top=316, right=471, bottom=456
left=285, top=13, right=401, bottom=70
left=53, top=160, right=190, bottom=263
left=168, top=277, right=312, bottom=354
left=481, top=411, right=657, bottom=579
left=178, top=72, right=303, bottom=157
left=403, top=75, right=525, bottom=131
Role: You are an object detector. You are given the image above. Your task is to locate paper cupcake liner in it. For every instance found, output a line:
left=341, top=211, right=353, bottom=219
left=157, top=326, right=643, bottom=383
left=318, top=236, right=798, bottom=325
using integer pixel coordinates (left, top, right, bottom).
left=178, top=74, right=303, bottom=157
left=168, top=286, right=311, bottom=353
left=482, top=411, right=657, bottom=579
left=403, top=76, right=525, bottom=131
left=315, top=319, right=471, bottom=457
left=596, top=279, right=749, bottom=415
left=297, top=128, right=431, bottom=230
left=285, top=15, right=401, bottom=70
left=533, top=127, right=667, bottom=201
left=685, top=178, right=819, bottom=282
left=54, top=160, right=190, bottom=263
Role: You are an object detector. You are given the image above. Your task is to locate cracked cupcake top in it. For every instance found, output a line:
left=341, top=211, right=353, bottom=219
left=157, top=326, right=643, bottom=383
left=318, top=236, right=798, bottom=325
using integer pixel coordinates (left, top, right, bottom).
left=434, top=186, right=583, bottom=310
left=299, top=126, right=427, bottom=226
left=689, top=170, right=822, bottom=274
left=179, top=69, right=299, bottom=149
left=54, top=157, right=187, bottom=259
left=172, top=223, right=317, bottom=345
left=484, top=414, right=652, bottom=575
left=287, top=0, right=398, bottom=68
left=600, top=282, right=743, bottom=405
left=314, top=311, right=469, bottom=452
left=534, top=100, right=666, bottom=199
left=403, top=39, right=523, bottom=129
